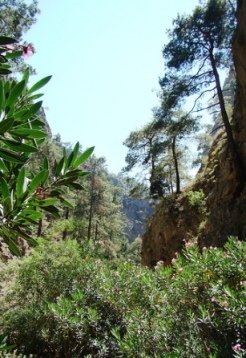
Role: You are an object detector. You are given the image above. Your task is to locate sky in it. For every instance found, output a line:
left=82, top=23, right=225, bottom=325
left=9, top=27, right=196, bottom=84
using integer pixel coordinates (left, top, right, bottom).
left=25, top=0, right=200, bottom=174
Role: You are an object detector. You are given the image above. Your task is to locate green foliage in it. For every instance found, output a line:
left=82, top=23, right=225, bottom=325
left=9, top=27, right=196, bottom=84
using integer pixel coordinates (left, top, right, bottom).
left=0, top=334, right=15, bottom=353
left=0, top=1, right=39, bottom=40
left=0, top=238, right=245, bottom=357
left=71, top=156, right=127, bottom=257
left=186, top=189, right=206, bottom=214
left=0, top=0, right=39, bottom=74
left=123, top=113, right=196, bottom=197
left=160, top=0, right=235, bottom=113
left=124, top=237, right=142, bottom=264
left=0, top=39, right=94, bottom=254
left=158, top=1, right=246, bottom=185
left=23, top=137, right=127, bottom=252
left=0, top=352, right=33, bottom=358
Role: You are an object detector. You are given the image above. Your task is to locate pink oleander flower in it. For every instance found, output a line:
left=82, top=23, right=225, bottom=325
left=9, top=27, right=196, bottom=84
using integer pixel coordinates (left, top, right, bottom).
left=233, top=344, right=241, bottom=353
left=22, top=43, right=35, bottom=59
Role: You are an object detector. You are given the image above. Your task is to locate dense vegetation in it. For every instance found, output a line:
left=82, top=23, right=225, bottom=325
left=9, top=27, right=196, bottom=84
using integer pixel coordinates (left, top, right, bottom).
left=0, top=0, right=245, bottom=357
left=1, top=238, right=245, bottom=357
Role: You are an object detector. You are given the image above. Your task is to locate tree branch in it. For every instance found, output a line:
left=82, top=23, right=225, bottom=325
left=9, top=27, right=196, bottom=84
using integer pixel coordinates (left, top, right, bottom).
left=187, top=87, right=217, bottom=115
left=228, top=0, right=236, bottom=14
left=193, top=102, right=220, bottom=113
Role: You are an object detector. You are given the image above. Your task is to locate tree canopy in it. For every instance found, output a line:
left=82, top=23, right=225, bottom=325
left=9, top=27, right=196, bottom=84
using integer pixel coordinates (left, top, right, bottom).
left=159, top=0, right=245, bottom=190
left=0, top=0, right=39, bottom=40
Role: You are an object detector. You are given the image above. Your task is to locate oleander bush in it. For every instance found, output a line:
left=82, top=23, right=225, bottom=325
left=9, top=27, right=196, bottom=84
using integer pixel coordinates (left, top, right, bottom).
left=0, top=237, right=245, bottom=357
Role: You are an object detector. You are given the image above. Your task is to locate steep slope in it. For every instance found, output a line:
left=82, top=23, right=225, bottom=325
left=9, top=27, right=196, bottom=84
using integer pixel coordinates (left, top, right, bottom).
left=142, top=1, right=246, bottom=267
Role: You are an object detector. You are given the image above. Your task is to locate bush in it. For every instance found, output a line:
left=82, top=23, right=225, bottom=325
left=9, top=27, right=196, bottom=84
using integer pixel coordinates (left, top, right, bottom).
left=186, top=189, right=206, bottom=214
left=154, top=239, right=246, bottom=357
left=0, top=238, right=245, bottom=357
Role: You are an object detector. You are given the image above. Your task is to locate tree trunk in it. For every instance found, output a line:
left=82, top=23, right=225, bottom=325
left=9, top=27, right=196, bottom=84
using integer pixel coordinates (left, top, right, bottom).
left=169, top=164, right=174, bottom=194
left=209, top=48, right=245, bottom=191
left=172, top=135, right=180, bottom=194
left=87, top=173, right=95, bottom=240
left=62, top=208, right=69, bottom=240
left=87, top=196, right=93, bottom=240
left=94, top=221, right=98, bottom=242
left=37, top=218, right=42, bottom=237
left=149, top=138, right=157, bottom=197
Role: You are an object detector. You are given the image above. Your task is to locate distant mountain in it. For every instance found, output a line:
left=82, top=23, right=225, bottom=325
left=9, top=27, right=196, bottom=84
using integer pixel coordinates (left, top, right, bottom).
left=123, top=197, right=154, bottom=242
left=109, top=174, right=154, bottom=242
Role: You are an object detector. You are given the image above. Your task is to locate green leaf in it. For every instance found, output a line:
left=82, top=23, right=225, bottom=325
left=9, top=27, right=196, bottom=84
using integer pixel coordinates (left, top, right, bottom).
left=68, top=142, right=80, bottom=168
left=22, top=68, right=30, bottom=83
left=14, top=227, right=37, bottom=246
left=0, top=55, right=7, bottom=64
left=28, top=93, right=44, bottom=101
left=0, top=36, right=17, bottom=45
left=16, top=167, right=26, bottom=198
left=0, top=177, right=9, bottom=200
left=65, top=169, right=89, bottom=177
left=0, top=159, right=8, bottom=173
left=0, top=68, right=11, bottom=75
left=5, top=50, right=22, bottom=60
left=111, top=328, right=121, bottom=341
left=24, top=216, right=41, bottom=225
left=42, top=205, right=60, bottom=218
left=28, top=118, right=46, bottom=128
left=58, top=197, right=74, bottom=209
left=21, top=210, right=42, bottom=221
left=10, top=127, right=47, bottom=139
left=6, top=237, right=21, bottom=256
left=0, top=148, right=23, bottom=163
left=27, top=101, right=43, bottom=116
left=28, top=170, right=49, bottom=194
left=12, top=108, right=29, bottom=120
left=3, top=140, right=38, bottom=153
left=55, top=157, right=65, bottom=176
left=28, top=76, right=52, bottom=94
left=67, top=182, right=84, bottom=190
left=6, top=80, right=26, bottom=108
left=73, top=146, right=94, bottom=168
left=0, top=117, right=14, bottom=134
left=38, top=198, right=59, bottom=207
left=10, top=189, right=14, bottom=212
left=49, top=188, right=65, bottom=196
left=13, top=103, right=43, bottom=122
left=0, top=79, right=4, bottom=111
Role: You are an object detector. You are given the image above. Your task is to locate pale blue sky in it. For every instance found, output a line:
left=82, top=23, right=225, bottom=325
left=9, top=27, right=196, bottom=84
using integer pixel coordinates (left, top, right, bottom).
left=25, top=0, right=199, bottom=173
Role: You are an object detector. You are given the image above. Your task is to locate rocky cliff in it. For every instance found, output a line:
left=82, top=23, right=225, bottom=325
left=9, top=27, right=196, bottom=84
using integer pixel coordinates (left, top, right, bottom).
left=142, top=1, right=246, bottom=267
left=123, top=197, right=153, bottom=242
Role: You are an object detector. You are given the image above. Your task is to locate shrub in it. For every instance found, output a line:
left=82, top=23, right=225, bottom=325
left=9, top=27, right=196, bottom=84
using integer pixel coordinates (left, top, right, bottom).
left=0, top=36, right=94, bottom=255
left=0, top=238, right=245, bottom=357
left=186, top=189, right=207, bottom=214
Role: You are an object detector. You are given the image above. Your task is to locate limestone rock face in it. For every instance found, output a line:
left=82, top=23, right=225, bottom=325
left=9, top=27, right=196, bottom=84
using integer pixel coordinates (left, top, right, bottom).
left=141, top=192, right=202, bottom=266
left=142, top=1, right=246, bottom=267
left=233, top=0, right=246, bottom=168
left=142, top=130, right=246, bottom=268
